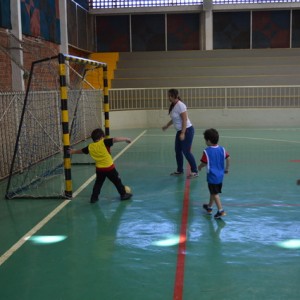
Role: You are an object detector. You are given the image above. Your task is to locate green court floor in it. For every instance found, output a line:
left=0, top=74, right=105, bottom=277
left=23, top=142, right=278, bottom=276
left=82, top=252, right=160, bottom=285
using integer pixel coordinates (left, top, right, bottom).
left=0, top=128, right=299, bottom=300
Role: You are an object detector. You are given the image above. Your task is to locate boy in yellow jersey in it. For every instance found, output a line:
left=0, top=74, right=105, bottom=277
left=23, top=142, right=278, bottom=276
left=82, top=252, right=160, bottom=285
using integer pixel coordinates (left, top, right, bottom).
left=69, top=128, right=132, bottom=203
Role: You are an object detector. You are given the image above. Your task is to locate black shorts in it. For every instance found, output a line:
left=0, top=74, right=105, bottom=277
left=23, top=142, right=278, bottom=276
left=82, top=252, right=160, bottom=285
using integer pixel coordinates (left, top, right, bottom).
left=208, top=183, right=222, bottom=195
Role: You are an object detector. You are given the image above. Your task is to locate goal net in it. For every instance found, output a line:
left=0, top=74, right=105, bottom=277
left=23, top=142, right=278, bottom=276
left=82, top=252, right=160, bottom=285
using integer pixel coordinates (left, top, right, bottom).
left=5, top=53, right=108, bottom=199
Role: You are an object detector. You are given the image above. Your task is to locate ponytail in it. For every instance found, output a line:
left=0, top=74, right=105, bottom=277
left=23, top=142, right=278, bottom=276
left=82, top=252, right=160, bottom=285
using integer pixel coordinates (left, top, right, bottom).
left=168, top=103, right=175, bottom=114
left=168, top=89, right=180, bottom=115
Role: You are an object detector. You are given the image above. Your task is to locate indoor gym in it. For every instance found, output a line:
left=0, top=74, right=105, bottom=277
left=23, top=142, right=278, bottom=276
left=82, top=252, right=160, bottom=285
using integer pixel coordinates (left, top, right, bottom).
left=1, top=0, right=300, bottom=299
left=0, top=127, right=299, bottom=300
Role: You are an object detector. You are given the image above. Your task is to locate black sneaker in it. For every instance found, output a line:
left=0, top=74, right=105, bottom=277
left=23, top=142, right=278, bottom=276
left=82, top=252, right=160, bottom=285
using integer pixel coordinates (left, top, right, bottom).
left=214, top=210, right=226, bottom=219
left=203, top=204, right=212, bottom=215
left=121, top=193, right=132, bottom=201
left=170, top=171, right=183, bottom=176
left=90, top=197, right=99, bottom=203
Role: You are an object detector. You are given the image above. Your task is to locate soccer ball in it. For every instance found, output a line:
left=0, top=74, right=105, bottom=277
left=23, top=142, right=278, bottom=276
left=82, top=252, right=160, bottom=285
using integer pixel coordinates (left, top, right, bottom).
left=125, top=185, right=131, bottom=193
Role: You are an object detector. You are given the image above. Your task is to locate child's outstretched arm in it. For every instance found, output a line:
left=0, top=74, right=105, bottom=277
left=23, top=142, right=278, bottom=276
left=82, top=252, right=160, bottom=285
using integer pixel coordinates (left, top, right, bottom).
left=113, top=137, right=131, bottom=143
left=69, top=148, right=83, bottom=155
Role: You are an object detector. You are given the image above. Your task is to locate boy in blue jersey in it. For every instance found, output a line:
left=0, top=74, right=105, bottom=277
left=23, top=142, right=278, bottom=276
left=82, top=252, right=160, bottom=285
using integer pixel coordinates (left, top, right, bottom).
left=198, top=128, right=230, bottom=219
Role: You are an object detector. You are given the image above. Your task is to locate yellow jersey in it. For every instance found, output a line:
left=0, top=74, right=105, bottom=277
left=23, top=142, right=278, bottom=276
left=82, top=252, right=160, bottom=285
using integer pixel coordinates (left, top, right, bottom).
left=83, top=138, right=115, bottom=171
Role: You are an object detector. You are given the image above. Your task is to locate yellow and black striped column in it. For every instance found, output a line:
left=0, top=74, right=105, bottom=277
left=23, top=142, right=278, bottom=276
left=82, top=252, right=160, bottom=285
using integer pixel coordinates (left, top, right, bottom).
left=103, top=65, right=110, bottom=137
left=58, top=53, right=72, bottom=198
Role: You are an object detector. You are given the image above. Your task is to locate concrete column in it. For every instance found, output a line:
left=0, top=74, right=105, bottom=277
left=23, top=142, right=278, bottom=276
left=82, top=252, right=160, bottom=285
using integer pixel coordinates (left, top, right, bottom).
left=10, top=0, right=24, bottom=91
left=203, top=0, right=213, bottom=50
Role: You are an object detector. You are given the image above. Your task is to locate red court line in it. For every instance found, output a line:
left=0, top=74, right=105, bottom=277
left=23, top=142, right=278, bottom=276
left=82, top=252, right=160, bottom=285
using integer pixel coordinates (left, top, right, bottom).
left=173, top=175, right=191, bottom=300
left=289, top=160, right=300, bottom=162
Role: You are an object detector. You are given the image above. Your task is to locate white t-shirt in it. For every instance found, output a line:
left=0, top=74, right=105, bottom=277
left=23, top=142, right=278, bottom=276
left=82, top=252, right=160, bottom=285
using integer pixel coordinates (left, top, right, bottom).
left=170, top=101, right=192, bottom=131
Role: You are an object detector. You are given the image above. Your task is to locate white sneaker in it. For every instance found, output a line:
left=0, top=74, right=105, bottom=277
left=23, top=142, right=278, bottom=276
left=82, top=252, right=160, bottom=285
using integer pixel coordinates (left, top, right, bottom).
left=187, top=172, right=198, bottom=179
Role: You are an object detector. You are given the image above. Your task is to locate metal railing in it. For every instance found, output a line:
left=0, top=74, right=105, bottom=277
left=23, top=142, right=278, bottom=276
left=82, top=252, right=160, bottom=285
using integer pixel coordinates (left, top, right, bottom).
left=2, top=85, right=300, bottom=179
left=109, top=86, right=300, bottom=111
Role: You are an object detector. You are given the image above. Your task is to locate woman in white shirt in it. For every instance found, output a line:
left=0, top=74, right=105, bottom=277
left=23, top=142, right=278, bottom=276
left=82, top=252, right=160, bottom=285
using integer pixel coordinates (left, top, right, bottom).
left=162, top=89, right=198, bottom=179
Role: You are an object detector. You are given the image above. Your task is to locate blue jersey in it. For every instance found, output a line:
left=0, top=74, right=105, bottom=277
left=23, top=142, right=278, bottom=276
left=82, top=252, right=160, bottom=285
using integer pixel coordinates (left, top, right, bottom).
left=201, top=145, right=229, bottom=184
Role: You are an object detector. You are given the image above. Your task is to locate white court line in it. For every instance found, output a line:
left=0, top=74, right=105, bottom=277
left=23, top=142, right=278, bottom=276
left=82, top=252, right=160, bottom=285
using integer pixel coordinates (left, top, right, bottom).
left=0, top=130, right=147, bottom=267
left=0, top=200, right=71, bottom=266
left=138, top=133, right=300, bottom=144
left=221, top=135, right=300, bottom=144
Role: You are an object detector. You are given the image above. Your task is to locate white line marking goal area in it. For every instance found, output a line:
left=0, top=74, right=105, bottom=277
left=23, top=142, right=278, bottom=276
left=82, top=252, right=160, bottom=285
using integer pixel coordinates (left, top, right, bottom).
left=0, top=130, right=147, bottom=266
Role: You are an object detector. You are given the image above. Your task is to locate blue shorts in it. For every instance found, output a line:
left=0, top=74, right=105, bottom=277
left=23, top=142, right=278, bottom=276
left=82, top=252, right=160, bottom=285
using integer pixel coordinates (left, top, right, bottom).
left=208, top=183, right=222, bottom=195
